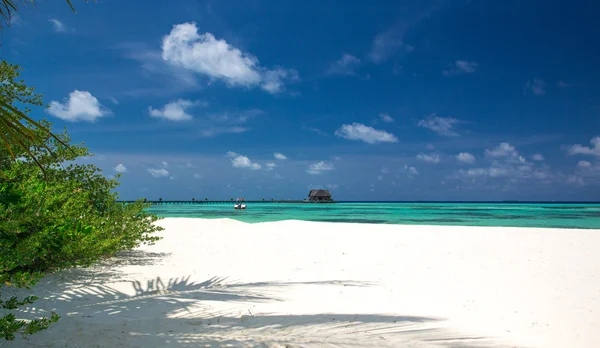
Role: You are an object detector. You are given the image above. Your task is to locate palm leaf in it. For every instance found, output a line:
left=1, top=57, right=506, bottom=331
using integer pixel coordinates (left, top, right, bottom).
left=0, top=100, right=75, bottom=176
left=1, top=0, right=77, bottom=28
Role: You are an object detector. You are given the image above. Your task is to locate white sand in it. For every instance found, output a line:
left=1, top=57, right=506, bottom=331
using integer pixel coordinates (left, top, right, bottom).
left=3, top=218, right=599, bottom=347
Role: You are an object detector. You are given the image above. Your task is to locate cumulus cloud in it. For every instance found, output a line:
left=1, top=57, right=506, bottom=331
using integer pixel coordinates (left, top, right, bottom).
left=379, top=113, right=394, bottom=123
left=114, top=164, right=127, bottom=173
left=265, top=162, right=277, bottom=170
left=335, top=123, right=398, bottom=144
left=148, top=168, right=169, bottom=178
left=260, top=68, right=299, bottom=94
left=416, top=153, right=441, bottom=164
left=485, top=142, right=518, bottom=159
left=49, top=19, right=66, bottom=32
left=327, top=53, right=361, bottom=76
left=567, top=136, right=600, bottom=157
left=161, top=22, right=297, bottom=94
left=455, top=142, right=553, bottom=184
left=531, top=154, right=545, bottom=161
left=306, top=161, right=334, bottom=175
left=443, top=60, right=478, bottom=76
left=47, top=90, right=111, bottom=122
left=456, top=152, right=476, bottom=164
left=226, top=151, right=261, bottom=170
left=148, top=99, right=202, bottom=121
left=417, top=114, right=461, bottom=136
left=524, top=78, right=547, bottom=96
left=274, top=152, right=287, bottom=160
left=577, top=160, right=591, bottom=168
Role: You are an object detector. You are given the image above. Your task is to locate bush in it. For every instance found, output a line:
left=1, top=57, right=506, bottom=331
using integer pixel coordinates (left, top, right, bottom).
left=0, top=61, right=163, bottom=340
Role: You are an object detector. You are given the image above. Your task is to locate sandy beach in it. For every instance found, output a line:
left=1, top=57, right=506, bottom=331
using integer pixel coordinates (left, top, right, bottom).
left=3, top=218, right=599, bottom=347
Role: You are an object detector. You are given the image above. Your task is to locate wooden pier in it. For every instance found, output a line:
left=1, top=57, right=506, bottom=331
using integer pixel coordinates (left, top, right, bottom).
left=119, top=200, right=323, bottom=205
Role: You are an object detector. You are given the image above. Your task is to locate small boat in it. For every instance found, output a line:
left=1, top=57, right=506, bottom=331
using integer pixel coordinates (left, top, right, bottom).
left=234, top=198, right=246, bottom=210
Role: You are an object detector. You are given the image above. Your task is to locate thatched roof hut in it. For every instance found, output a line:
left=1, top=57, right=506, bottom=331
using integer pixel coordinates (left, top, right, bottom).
left=308, top=189, right=333, bottom=202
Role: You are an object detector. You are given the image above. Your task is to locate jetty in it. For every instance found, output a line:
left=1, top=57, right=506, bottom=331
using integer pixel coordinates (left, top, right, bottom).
left=120, top=200, right=308, bottom=205
left=121, top=190, right=336, bottom=205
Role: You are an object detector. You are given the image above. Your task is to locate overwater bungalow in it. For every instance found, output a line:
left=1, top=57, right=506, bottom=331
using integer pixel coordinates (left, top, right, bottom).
left=307, top=189, right=333, bottom=203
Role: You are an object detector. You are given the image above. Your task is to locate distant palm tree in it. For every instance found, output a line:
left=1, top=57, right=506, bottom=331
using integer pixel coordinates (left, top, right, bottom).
left=230, top=198, right=233, bottom=201
left=262, top=198, right=265, bottom=201
left=159, top=198, right=163, bottom=202
left=191, top=198, right=196, bottom=202
left=204, top=198, right=208, bottom=201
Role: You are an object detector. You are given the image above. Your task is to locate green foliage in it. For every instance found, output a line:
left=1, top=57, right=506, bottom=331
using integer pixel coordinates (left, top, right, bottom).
left=0, top=61, right=163, bottom=340
left=0, top=61, right=74, bottom=177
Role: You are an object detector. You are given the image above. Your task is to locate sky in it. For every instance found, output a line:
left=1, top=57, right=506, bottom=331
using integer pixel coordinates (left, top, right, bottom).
left=2, top=0, right=599, bottom=201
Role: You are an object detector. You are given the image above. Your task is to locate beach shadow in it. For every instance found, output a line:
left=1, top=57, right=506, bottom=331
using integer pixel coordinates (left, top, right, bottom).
left=4, top=250, right=510, bottom=348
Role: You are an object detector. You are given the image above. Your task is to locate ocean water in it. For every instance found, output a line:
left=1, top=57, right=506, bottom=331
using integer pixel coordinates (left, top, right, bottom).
left=146, top=202, right=600, bottom=229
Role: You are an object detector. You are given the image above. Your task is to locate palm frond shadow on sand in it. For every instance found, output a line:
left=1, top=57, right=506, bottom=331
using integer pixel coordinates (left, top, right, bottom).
left=5, top=250, right=511, bottom=348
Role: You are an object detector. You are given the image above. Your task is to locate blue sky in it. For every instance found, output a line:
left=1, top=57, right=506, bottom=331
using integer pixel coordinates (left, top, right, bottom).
left=3, top=0, right=599, bottom=201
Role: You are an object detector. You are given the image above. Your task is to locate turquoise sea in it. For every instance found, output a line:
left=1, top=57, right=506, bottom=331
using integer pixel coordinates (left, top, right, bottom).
left=147, top=202, right=600, bottom=229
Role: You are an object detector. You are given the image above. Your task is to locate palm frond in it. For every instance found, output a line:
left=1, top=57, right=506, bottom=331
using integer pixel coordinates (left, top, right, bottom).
left=1, top=0, right=76, bottom=28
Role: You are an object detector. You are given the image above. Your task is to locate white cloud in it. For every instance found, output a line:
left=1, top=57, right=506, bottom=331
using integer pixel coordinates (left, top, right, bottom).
left=485, top=142, right=518, bottom=159
left=161, top=22, right=296, bottom=94
left=274, top=152, right=287, bottom=160
left=148, top=168, right=169, bottom=178
left=379, top=113, right=394, bottom=123
left=567, top=175, right=585, bottom=186
left=578, top=160, right=591, bottom=168
left=369, top=27, right=412, bottom=64
left=335, top=123, right=398, bottom=144
left=148, top=99, right=201, bottom=121
left=306, top=161, right=334, bottom=175
left=47, top=90, right=110, bottom=122
left=261, top=68, right=299, bottom=94
left=567, top=136, right=600, bottom=157
left=193, top=173, right=203, bottom=179
left=303, top=126, right=327, bottom=136
left=265, top=162, right=277, bottom=170
left=416, top=153, right=441, bottom=163
left=109, top=97, right=120, bottom=105
left=226, top=151, right=261, bottom=170
left=456, top=152, right=476, bottom=164
left=49, top=19, right=66, bottom=32
left=200, top=126, right=249, bottom=137
left=531, top=154, right=544, bottom=161
left=417, top=114, right=461, bottom=136
left=465, top=168, right=488, bottom=177
left=524, top=78, right=546, bottom=96
left=161, top=161, right=168, bottom=167
left=377, top=175, right=383, bottom=181
left=327, top=53, right=361, bottom=76
left=114, top=164, right=127, bottom=173
left=443, top=60, right=478, bottom=76
left=381, top=166, right=390, bottom=174
left=404, top=165, right=419, bottom=176
left=455, top=142, right=554, bottom=184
